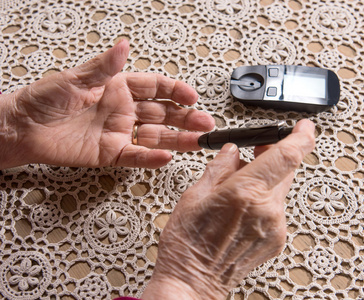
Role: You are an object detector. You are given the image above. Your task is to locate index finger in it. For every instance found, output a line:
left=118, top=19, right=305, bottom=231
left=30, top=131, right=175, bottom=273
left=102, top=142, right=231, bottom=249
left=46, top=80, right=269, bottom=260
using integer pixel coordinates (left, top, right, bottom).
left=125, top=73, right=199, bottom=105
left=234, top=119, right=316, bottom=191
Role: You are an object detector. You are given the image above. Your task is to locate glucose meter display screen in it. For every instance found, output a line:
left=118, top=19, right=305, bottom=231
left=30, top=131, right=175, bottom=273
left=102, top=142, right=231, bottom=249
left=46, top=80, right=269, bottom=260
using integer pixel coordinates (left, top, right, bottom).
left=283, top=73, right=326, bottom=99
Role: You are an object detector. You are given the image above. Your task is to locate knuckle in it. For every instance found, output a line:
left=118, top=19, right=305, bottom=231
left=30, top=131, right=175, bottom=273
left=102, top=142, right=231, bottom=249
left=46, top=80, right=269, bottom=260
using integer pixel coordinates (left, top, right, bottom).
left=235, top=177, right=269, bottom=203
left=216, top=183, right=264, bottom=213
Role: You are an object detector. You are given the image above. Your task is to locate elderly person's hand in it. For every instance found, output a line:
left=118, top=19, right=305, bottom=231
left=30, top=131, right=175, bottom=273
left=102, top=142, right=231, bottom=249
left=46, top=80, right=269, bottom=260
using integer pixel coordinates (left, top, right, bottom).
left=142, top=119, right=315, bottom=300
left=0, top=40, right=214, bottom=169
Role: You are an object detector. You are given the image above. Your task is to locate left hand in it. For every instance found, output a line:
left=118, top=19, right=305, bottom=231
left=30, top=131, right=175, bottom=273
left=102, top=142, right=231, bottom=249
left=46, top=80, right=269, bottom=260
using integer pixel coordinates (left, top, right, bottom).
left=0, top=40, right=215, bottom=169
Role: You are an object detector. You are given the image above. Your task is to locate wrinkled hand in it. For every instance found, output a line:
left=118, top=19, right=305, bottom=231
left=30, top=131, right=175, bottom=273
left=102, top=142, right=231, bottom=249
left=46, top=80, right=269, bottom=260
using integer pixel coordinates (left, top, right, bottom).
left=143, top=119, right=316, bottom=300
left=0, top=40, right=214, bottom=169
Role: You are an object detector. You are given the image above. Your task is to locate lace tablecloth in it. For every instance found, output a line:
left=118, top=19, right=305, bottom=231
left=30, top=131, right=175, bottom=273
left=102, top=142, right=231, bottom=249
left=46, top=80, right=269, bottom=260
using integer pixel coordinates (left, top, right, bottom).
left=1, top=0, right=363, bottom=299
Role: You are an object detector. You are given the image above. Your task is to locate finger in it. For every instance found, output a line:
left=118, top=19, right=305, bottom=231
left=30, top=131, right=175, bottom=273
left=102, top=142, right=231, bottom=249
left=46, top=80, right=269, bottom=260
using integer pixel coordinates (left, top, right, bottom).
left=71, top=39, right=130, bottom=88
left=116, top=144, right=172, bottom=169
left=190, top=144, right=241, bottom=192
left=234, top=119, right=315, bottom=191
left=134, top=100, right=215, bottom=131
left=125, top=73, right=199, bottom=105
left=137, top=124, right=205, bottom=151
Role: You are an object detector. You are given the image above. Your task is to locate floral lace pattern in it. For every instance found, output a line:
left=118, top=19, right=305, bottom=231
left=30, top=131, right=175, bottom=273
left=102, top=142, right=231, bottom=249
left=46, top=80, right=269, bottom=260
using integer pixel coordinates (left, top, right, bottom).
left=34, top=6, right=81, bottom=38
left=206, top=0, right=250, bottom=20
left=252, top=35, right=296, bottom=64
left=145, top=19, right=187, bottom=50
left=311, top=6, right=356, bottom=34
left=0, top=252, right=52, bottom=299
left=1, top=0, right=364, bottom=299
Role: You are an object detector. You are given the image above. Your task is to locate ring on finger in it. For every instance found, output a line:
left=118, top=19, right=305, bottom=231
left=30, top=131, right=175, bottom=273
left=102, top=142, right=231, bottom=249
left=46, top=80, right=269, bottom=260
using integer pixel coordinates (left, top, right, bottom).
left=132, top=124, right=139, bottom=145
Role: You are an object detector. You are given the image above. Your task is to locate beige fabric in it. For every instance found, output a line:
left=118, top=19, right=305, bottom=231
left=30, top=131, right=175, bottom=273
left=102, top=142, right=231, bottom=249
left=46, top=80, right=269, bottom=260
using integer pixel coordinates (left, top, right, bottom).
left=0, top=0, right=363, bottom=299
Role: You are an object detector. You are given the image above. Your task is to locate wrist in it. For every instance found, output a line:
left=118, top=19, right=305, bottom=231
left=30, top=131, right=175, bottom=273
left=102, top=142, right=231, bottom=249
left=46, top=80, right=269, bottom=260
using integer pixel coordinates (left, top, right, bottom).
left=142, top=275, right=203, bottom=300
left=0, top=92, right=29, bottom=169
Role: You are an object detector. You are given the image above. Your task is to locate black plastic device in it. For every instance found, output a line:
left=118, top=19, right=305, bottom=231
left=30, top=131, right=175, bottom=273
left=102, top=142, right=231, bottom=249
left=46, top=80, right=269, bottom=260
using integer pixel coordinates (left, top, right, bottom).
left=230, top=65, right=340, bottom=113
left=198, top=122, right=293, bottom=150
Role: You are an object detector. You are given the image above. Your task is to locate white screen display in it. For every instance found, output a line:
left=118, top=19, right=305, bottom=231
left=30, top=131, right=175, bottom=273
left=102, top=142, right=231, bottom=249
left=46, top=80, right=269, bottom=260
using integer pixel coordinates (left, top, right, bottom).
left=283, top=73, right=326, bottom=99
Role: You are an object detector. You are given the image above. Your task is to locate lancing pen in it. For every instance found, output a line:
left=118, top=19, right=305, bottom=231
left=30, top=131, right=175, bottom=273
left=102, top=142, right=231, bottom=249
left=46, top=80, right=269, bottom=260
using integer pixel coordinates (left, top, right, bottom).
left=198, top=122, right=293, bottom=150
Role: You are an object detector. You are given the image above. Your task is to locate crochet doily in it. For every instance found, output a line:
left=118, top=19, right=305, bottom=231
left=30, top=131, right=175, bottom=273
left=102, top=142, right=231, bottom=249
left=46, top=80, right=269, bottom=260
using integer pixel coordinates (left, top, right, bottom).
left=0, top=0, right=363, bottom=299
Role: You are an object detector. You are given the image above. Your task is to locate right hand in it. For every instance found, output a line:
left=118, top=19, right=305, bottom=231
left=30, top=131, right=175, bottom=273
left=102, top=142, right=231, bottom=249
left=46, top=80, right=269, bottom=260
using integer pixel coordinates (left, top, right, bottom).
left=142, top=119, right=316, bottom=300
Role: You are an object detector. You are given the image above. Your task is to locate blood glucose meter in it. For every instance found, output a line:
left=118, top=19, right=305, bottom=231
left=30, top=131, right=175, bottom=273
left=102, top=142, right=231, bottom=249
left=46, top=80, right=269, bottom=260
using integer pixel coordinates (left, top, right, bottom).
left=230, top=65, right=340, bottom=113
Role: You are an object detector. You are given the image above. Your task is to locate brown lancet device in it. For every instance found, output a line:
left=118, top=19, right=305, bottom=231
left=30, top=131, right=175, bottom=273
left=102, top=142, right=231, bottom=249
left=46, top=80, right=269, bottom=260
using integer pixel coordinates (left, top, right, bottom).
left=198, top=123, right=293, bottom=150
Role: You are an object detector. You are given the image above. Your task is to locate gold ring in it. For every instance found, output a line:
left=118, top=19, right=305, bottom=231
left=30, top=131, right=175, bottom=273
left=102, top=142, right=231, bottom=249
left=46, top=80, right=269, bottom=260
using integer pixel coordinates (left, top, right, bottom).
left=132, top=124, right=138, bottom=145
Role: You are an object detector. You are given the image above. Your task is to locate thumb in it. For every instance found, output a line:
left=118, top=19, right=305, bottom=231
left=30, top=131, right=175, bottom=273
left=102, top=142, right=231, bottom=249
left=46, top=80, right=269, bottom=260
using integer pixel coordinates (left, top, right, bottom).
left=72, top=39, right=129, bottom=88
left=236, top=119, right=315, bottom=191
